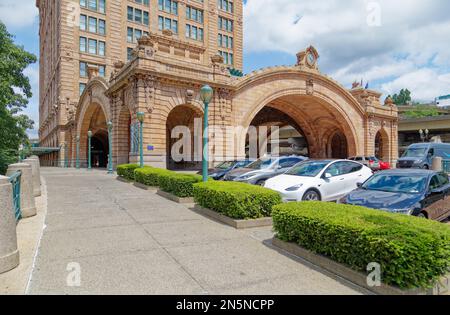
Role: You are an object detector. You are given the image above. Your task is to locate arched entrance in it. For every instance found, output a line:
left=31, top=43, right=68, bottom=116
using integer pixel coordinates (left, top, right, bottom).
left=375, top=129, right=390, bottom=161
left=91, top=130, right=109, bottom=168
left=329, top=131, right=348, bottom=159
left=166, top=104, right=203, bottom=170
left=232, top=69, right=363, bottom=160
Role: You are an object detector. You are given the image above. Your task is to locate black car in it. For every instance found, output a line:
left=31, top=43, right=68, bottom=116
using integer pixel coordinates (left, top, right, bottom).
left=198, top=160, right=254, bottom=180
left=340, top=169, right=450, bottom=221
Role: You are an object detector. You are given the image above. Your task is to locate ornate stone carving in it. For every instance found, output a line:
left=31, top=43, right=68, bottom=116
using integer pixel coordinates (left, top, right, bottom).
left=185, top=89, right=195, bottom=104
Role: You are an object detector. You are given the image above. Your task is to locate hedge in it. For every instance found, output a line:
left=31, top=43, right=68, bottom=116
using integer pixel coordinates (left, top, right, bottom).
left=134, top=167, right=172, bottom=187
left=272, top=202, right=450, bottom=289
left=117, top=164, right=140, bottom=180
left=193, top=181, right=282, bottom=220
left=159, top=172, right=203, bottom=198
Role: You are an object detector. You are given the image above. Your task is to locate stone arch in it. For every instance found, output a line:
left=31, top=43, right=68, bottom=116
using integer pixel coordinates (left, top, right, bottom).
left=115, top=105, right=132, bottom=165
left=375, top=127, right=390, bottom=162
left=75, top=78, right=111, bottom=167
left=165, top=103, right=204, bottom=170
left=232, top=69, right=364, bottom=158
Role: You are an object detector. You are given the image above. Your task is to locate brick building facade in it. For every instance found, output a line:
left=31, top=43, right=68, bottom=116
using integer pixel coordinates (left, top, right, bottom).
left=37, top=0, right=398, bottom=169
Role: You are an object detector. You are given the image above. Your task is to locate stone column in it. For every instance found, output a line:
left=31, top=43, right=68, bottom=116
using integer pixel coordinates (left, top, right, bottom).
left=6, top=163, right=37, bottom=218
left=23, top=157, right=41, bottom=197
left=0, top=176, right=20, bottom=274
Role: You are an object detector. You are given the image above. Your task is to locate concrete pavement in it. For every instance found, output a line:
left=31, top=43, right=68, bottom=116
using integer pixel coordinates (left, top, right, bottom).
left=27, top=167, right=365, bottom=295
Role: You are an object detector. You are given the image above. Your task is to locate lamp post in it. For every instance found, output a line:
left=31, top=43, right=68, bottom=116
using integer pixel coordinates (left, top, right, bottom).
left=76, top=136, right=80, bottom=169
left=200, top=85, right=213, bottom=182
left=419, top=129, right=430, bottom=142
left=88, top=130, right=93, bottom=170
left=107, top=121, right=113, bottom=174
left=137, top=112, right=145, bottom=168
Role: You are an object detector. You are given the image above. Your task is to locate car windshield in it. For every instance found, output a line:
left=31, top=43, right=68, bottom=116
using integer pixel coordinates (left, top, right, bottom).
left=402, top=147, right=428, bottom=158
left=216, top=161, right=236, bottom=170
left=286, top=161, right=329, bottom=177
left=247, top=159, right=276, bottom=170
left=362, top=174, right=427, bottom=194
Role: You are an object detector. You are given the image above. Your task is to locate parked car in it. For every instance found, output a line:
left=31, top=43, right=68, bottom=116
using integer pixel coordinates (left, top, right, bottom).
left=198, top=160, right=254, bottom=180
left=397, top=143, right=450, bottom=169
left=223, top=156, right=307, bottom=186
left=339, top=169, right=450, bottom=221
left=348, top=156, right=390, bottom=171
left=264, top=159, right=373, bottom=202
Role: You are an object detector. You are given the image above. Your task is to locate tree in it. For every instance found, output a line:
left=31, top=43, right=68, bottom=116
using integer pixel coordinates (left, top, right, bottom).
left=392, top=88, right=412, bottom=105
left=403, top=105, right=440, bottom=119
left=0, top=22, right=36, bottom=174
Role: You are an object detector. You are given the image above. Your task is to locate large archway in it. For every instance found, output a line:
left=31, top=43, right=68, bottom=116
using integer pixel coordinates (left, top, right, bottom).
left=232, top=68, right=364, bottom=160
left=375, top=129, right=390, bottom=161
left=166, top=104, right=203, bottom=170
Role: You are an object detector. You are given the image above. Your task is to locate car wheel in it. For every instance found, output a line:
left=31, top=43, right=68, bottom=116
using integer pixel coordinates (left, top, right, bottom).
left=302, top=190, right=321, bottom=201
left=256, top=179, right=266, bottom=186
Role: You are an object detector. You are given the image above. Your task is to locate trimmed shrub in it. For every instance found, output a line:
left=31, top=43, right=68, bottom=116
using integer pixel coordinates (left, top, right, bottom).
left=117, top=164, right=139, bottom=180
left=134, top=167, right=172, bottom=187
left=159, top=172, right=203, bottom=198
left=272, top=202, right=450, bottom=289
left=193, top=181, right=282, bottom=220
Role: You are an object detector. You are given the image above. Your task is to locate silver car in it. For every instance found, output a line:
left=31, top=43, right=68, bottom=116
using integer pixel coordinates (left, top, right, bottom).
left=223, top=156, right=307, bottom=186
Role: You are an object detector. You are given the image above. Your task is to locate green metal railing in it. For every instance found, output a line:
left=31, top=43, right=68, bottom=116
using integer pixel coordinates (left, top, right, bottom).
left=8, top=171, right=22, bottom=222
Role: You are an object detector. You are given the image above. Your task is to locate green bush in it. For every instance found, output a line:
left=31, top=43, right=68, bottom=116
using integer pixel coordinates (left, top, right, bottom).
left=272, top=202, right=450, bottom=289
left=134, top=167, right=172, bottom=187
left=116, top=164, right=139, bottom=180
left=159, top=172, right=203, bottom=198
left=193, top=181, right=282, bottom=219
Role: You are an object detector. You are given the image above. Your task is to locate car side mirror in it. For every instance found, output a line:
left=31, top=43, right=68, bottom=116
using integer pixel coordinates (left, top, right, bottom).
left=357, top=182, right=363, bottom=188
left=323, top=173, right=332, bottom=179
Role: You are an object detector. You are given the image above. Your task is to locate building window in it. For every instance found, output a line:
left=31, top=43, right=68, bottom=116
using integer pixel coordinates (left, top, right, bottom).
left=158, top=16, right=178, bottom=33
left=80, top=62, right=87, bottom=77
left=82, top=0, right=106, bottom=13
left=218, top=34, right=233, bottom=49
left=159, top=0, right=178, bottom=15
left=186, top=6, right=203, bottom=23
left=218, top=0, right=233, bottom=13
left=88, top=39, right=97, bottom=54
left=99, top=0, right=106, bottom=13
left=80, top=0, right=87, bottom=8
left=79, top=83, right=86, bottom=95
left=88, top=17, right=97, bottom=33
left=218, top=16, right=233, bottom=32
left=80, top=15, right=87, bottom=31
left=98, top=65, right=106, bottom=77
left=219, top=50, right=233, bottom=65
left=186, top=24, right=203, bottom=41
left=127, top=27, right=133, bottom=42
left=88, top=0, right=97, bottom=11
left=98, top=41, right=105, bottom=56
left=128, top=6, right=149, bottom=25
left=99, top=19, right=106, bottom=35
left=127, top=47, right=134, bottom=61
left=79, top=37, right=87, bottom=52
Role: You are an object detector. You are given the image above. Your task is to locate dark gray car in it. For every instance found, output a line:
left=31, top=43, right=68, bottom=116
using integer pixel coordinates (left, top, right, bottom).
left=223, top=156, right=307, bottom=186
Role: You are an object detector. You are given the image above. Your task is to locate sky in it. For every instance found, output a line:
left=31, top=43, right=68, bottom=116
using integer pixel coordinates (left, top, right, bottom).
left=1, top=0, right=450, bottom=138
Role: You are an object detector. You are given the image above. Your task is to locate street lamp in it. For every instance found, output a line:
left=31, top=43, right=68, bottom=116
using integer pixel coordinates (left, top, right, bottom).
left=419, top=129, right=429, bottom=142
left=200, top=85, right=213, bottom=182
left=76, top=136, right=80, bottom=169
left=88, top=130, right=93, bottom=170
left=137, top=112, right=145, bottom=168
left=107, top=121, right=113, bottom=174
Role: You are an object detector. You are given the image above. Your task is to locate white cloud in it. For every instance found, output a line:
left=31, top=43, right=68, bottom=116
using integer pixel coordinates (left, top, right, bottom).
left=244, top=0, right=450, bottom=102
left=0, top=0, right=38, bottom=29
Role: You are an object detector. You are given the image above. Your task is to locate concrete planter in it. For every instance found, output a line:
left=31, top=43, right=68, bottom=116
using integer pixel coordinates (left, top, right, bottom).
left=23, top=157, right=41, bottom=197
left=193, top=205, right=273, bottom=229
left=0, top=176, right=20, bottom=274
left=157, top=190, right=195, bottom=204
left=6, top=163, right=36, bottom=218
left=271, top=237, right=450, bottom=296
left=133, top=182, right=158, bottom=192
left=116, top=176, right=133, bottom=184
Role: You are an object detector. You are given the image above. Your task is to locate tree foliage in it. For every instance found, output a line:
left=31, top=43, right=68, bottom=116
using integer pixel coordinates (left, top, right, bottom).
left=0, top=22, right=36, bottom=174
left=391, top=88, right=412, bottom=105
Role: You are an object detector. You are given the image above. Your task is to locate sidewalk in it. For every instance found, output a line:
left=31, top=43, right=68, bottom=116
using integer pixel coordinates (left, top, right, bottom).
left=21, top=168, right=365, bottom=295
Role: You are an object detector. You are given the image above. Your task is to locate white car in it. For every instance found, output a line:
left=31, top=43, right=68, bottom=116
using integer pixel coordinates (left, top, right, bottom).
left=265, top=160, right=373, bottom=202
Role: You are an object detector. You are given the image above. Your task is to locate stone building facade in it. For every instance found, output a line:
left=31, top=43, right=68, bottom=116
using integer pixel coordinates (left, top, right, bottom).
left=36, top=0, right=242, bottom=166
left=37, top=0, right=398, bottom=169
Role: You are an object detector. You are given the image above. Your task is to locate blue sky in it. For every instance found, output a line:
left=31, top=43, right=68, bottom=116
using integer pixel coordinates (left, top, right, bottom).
left=1, top=0, right=450, bottom=138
